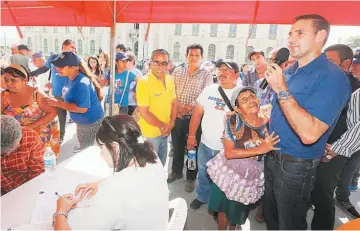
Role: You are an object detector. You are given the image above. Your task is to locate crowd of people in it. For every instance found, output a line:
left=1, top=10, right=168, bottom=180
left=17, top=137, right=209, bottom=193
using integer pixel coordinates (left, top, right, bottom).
left=1, top=13, right=360, bottom=230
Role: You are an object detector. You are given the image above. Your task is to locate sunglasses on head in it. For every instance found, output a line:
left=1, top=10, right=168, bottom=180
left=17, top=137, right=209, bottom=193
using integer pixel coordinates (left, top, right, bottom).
left=3, top=67, right=27, bottom=79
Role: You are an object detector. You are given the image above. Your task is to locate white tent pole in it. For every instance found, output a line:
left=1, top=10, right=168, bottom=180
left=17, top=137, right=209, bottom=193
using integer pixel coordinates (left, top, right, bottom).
left=109, top=0, right=117, bottom=116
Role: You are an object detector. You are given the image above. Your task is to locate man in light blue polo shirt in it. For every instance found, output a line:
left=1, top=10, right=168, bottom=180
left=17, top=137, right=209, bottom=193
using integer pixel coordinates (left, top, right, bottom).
left=30, top=39, right=76, bottom=143
left=262, top=14, right=351, bottom=230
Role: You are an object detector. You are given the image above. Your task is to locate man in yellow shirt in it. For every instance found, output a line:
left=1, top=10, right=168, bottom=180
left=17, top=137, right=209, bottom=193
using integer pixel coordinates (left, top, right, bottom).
left=136, top=49, right=177, bottom=165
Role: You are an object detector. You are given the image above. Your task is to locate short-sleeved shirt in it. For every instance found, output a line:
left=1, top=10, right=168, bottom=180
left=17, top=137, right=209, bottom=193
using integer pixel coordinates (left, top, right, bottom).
left=45, top=54, right=69, bottom=97
left=269, top=54, right=351, bottom=159
left=128, top=68, right=143, bottom=106
left=62, top=72, right=104, bottom=124
left=106, top=70, right=136, bottom=106
left=136, top=72, right=176, bottom=138
left=197, top=84, right=238, bottom=150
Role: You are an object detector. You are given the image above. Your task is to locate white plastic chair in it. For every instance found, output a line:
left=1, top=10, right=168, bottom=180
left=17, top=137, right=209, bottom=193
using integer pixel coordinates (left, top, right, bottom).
left=168, top=198, right=188, bottom=231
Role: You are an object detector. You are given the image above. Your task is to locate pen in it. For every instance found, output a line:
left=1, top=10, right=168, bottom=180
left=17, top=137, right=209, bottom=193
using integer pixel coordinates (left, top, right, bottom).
left=55, top=192, right=67, bottom=200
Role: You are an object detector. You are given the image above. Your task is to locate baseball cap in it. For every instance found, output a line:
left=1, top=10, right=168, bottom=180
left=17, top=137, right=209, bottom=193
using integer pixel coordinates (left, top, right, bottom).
left=32, top=52, right=44, bottom=59
left=353, top=48, right=360, bottom=64
left=230, top=86, right=257, bottom=108
left=51, top=52, right=81, bottom=67
left=116, top=44, right=126, bottom=51
left=18, top=44, right=30, bottom=51
left=248, top=49, right=265, bottom=60
left=115, top=52, right=129, bottom=61
left=216, top=59, right=240, bottom=73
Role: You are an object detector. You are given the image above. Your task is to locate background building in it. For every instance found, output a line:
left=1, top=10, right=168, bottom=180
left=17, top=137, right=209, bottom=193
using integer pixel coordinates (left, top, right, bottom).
left=12, top=23, right=360, bottom=65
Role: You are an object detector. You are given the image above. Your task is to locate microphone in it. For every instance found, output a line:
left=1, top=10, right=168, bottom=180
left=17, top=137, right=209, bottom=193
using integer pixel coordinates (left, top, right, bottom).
left=259, top=47, right=290, bottom=90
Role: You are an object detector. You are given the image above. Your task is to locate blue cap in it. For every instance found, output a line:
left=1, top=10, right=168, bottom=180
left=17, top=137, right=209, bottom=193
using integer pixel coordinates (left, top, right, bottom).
left=353, top=48, right=360, bottom=64
left=51, top=52, right=81, bottom=67
left=115, top=52, right=129, bottom=61
left=32, top=52, right=43, bottom=59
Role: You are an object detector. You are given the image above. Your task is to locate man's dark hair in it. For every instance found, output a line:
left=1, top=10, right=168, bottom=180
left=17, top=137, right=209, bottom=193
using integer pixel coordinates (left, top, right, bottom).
left=116, top=44, right=126, bottom=51
left=324, top=44, right=354, bottom=65
left=294, top=14, right=330, bottom=45
left=62, top=39, right=75, bottom=48
left=150, top=49, right=170, bottom=61
left=186, top=43, right=204, bottom=56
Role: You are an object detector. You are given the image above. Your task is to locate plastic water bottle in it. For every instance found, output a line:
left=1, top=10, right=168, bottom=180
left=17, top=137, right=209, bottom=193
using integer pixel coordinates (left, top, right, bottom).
left=43, top=147, right=56, bottom=177
left=187, top=150, right=196, bottom=171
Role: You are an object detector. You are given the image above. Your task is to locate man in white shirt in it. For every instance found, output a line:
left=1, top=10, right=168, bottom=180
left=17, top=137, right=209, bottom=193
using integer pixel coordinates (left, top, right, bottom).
left=187, top=60, right=239, bottom=209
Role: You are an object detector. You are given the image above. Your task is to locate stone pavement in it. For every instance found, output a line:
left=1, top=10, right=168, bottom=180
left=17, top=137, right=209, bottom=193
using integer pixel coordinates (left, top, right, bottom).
left=59, top=122, right=360, bottom=230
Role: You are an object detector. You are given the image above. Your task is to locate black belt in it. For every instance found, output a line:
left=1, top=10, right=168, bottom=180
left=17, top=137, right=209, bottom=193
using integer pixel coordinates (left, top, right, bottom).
left=178, top=115, right=192, bottom=120
left=268, top=151, right=317, bottom=163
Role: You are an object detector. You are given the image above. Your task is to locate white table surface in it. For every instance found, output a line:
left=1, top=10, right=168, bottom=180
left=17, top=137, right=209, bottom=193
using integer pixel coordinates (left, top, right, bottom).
left=1, top=146, right=112, bottom=230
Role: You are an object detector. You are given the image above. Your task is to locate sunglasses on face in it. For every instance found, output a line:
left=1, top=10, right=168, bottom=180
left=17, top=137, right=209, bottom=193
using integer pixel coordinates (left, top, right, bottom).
left=152, top=60, right=169, bottom=67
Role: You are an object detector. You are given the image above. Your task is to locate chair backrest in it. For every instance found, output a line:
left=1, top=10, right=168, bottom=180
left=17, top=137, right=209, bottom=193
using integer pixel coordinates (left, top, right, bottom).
left=168, top=198, right=188, bottom=231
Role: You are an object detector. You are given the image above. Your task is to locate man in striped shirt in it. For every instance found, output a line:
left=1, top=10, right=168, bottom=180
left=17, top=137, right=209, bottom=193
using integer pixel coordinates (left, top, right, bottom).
left=167, top=44, right=212, bottom=193
left=311, top=44, right=360, bottom=230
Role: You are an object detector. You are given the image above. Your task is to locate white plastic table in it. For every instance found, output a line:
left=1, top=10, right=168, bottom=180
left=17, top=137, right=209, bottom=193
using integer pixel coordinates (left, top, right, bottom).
left=1, top=146, right=112, bottom=230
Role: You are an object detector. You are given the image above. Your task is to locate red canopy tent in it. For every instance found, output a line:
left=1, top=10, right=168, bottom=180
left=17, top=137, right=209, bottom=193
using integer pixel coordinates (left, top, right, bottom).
left=2, top=1, right=360, bottom=26
left=2, top=0, right=360, bottom=115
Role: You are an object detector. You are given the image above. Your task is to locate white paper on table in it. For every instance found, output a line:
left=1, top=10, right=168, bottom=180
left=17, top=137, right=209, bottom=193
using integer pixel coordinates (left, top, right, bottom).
left=64, top=146, right=112, bottom=178
left=30, top=191, right=58, bottom=224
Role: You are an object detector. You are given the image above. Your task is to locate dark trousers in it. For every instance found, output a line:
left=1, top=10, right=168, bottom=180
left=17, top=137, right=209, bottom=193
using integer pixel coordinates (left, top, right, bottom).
left=352, top=166, right=360, bottom=187
left=54, top=96, right=67, bottom=139
left=311, top=155, right=348, bottom=230
left=128, top=105, right=137, bottom=116
left=263, top=153, right=320, bottom=230
left=170, top=116, right=201, bottom=181
left=336, top=150, right=360, bottom=201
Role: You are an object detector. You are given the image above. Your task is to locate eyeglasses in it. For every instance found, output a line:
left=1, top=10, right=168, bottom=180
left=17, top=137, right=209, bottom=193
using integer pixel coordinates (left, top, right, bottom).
left=217, top=68, right=233, bottom=73
left=152, top=60, right=169, bottom=67
left=238, top=94, right=257, bottom=105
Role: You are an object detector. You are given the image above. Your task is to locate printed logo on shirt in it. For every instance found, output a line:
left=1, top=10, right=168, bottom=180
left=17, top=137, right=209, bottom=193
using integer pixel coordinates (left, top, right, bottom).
left=208, top=96, right=226, bottom=111
left=62, top=86, right=69, bottom=98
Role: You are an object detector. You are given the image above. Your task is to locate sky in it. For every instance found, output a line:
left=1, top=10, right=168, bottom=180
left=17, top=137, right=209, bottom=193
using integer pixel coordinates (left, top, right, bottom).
left=1, top=25, right=360, bottom=47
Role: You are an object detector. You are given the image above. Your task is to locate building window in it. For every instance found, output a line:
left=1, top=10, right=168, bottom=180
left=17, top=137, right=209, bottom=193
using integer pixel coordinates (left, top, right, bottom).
left=268, top=24, right=278, bottom=40
left=175, top=24, right=182, bottom=35
left=134, top=41, right=139, bottom=56
left=207, top=44, right=216, bottom=61
left=90, top=40, right=95, bottom=55
left=43, top=27, right=47, bottom=33
left=90, top=27, right=95, bottom=33
left=192, top=24, right=199, bottom=36
left=44, top=39, right=48, bottom=53
left=266, top=47, right=274, bottom=57
left=248, top=25, right=257, bottom=39
left=245, top=46, right=254, bottom=63
left=173, top=42, right=180, bottom=61
left=228, top=24, right=237, bottom=38
left=134, top=23, right=139, bottom=30
left=226, top=45, right=235, bottom=59
left=210, top=24, right=218, bottom=37
left=54, top=27, right=58, bottom=33
left=77, top=39, right=83, bottom=55
left=65, top=27, right=70, bottom=33
left=27, top=37, right=32, bottom=49
left=55, top=39, right=59, bottom=53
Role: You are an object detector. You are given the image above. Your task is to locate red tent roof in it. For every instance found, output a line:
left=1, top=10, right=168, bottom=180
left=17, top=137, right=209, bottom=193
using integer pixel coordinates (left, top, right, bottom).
left=2, top=1, right=360, bottom=26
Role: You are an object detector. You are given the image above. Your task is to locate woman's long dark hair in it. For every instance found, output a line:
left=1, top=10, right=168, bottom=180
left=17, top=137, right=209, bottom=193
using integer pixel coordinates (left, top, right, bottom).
left=79, top=60, right=103, bottom=101
left=96, top=115, right=157, bottom=172
left=87, top=56, right=103, bottom=77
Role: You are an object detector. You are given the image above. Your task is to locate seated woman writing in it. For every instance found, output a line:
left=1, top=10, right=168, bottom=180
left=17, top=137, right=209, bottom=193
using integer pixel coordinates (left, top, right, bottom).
left=53, top=114, right=169, bottom=230
left=207, top=87, right=280, bottom=230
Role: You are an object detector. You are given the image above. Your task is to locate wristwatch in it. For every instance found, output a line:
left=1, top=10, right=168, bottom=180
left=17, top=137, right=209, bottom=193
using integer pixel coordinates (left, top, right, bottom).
left=52, top=211, right=68, bottom=226
left=277, top=90, right=291, bottom=100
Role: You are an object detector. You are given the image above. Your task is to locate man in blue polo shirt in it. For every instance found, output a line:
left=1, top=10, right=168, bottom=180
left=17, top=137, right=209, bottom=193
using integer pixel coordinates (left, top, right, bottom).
left=30, top=39, right=76, bottom=143
left=262, top=14, right=351, bottom=230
